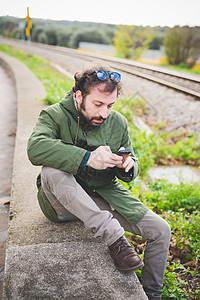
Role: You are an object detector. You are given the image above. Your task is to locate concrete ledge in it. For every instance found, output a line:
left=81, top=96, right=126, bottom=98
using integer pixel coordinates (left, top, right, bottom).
left=0, top=51, right=147, bottom=299
left=4, top=242, right=147, bottom=300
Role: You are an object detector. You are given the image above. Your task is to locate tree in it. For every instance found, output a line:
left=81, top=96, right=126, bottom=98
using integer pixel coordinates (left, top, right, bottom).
left=37, top=32, right=48, bottom=44
left=13, top=27, right=21, bottom=39
left=69, top=28, right=110, bottom=49
left=0, top=16, right=19, bottom=37
left=45, top=27, right=58, bottom=45
left=32, top=26, right=44, bottom=42
left=149, top=26, right=168, bottom=49
left=113, top=25, right=154, bottom=59
left=57, top=30, right=73, bottom=47
left=164, top=26, right=200, bottom=68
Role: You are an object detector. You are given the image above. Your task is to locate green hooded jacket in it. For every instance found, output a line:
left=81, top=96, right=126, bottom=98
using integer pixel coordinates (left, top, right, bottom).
left=27, top=90, right=148, bottom=224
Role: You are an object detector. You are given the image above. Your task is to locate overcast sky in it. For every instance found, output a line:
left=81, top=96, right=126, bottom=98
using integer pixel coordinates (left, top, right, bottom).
left=1, top=0, right=200, bottom=27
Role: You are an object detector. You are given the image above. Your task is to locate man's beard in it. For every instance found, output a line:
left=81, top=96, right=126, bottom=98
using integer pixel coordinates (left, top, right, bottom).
left=79, top=101, right=106, bottom=127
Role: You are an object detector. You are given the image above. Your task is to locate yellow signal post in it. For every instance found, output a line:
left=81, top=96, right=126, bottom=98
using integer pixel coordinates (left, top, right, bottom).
left=25, top=7, right=32, bottom=55
left=25, top=7, right=32, bottom=38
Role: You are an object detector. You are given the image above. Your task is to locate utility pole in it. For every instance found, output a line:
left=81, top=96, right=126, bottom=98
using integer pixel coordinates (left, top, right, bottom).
left=25, top=7, right=32, bottom=55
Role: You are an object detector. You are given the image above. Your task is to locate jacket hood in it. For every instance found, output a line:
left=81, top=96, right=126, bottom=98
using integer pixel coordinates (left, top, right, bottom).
left=59, top=89, right=111, bottom=131
left=60, top=89, right=79, bottom=120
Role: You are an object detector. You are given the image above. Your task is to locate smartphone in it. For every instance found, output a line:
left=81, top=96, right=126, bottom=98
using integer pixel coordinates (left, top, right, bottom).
left=116, top=149, right=131, bottom=156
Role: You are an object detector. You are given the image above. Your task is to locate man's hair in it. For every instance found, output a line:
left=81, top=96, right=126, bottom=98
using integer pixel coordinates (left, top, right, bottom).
left=73, top=63, right=122, bottom=99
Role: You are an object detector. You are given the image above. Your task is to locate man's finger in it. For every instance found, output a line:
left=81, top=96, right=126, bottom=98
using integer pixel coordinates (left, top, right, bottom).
left=118, top=146, right=125, bottom=151
left=105, top=163, right=118, bottom=168
left=110, top=154, right=123, bottom=162
left=104, top=146, right=111, bottom=152
left=125, top=159, right=134, bottom=172
left=122, top=154, right=131, bottom=166
left=123, top=153, right=131, bottom=160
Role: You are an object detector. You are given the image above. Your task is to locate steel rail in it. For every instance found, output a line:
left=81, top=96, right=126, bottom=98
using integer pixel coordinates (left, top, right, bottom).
left=38, top=43, right=200, bottom=83
left=1, top=38, right=200, bottom=99
left=31, top=42, right=200, bottom=99
left=107, top=62, right=200, bottom=99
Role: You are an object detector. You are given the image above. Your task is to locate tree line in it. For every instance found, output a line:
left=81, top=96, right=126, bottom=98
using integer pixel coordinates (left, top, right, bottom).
left=0, top=16, right=199, bottom=68
left=0, top=16, right=116, bottom=48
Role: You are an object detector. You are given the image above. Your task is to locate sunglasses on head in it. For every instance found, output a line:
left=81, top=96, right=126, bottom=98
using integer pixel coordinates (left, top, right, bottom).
left=91, top=70, right=121, bottom=83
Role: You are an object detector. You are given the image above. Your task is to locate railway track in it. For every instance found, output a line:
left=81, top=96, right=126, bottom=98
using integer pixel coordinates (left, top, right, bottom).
left=1, top=37, right=200, bottom=99
left=45, top=44, right=200, bottom=99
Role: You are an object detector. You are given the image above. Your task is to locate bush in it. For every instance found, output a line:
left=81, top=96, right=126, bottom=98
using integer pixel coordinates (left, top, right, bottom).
left=37, top=32, right=48, bottom=44
left=32, top=26, right=44, bottom=42
left=45, top=28, right=57, bottom=45
left=113, top=25, right=154, bottom=59
left=13, top=27, right=21, bottom=39
left=164, top=26, right=200, bottom=68
left=57, top=30, right=73, bottom=47
left=69, top=27, right=110, bottom=48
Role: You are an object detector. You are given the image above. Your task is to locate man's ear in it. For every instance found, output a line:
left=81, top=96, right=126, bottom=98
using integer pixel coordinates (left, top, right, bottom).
left=75, top=90, right=83, bottom=105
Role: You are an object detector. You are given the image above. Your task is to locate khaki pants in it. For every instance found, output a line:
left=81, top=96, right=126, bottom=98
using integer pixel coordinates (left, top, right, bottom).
left=41, top=167, right=171, bottom=300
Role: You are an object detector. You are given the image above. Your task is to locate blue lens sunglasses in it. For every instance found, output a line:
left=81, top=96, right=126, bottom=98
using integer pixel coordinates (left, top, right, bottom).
left=91, top=70, right=121, bottom=83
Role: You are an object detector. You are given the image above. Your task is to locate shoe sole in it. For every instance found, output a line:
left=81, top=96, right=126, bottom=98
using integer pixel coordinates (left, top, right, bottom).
left=115, top=261, right=144, bottom=273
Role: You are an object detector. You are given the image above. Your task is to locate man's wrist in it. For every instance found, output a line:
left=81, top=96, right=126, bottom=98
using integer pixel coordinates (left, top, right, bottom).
left=80, top=151, right=91, bottom=170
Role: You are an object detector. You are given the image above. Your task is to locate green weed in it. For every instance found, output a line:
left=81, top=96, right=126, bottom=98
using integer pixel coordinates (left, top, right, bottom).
left=128, top=128, right=200, bottom=177
left=165, top=210, right=200, bottom=261
left=113, top=93, right=200, bottom=176
left=114, top=95, right=149, bottom=123
left=147, top=180, right=200, bottom=212
left=162, top=263, right=189, bottom=299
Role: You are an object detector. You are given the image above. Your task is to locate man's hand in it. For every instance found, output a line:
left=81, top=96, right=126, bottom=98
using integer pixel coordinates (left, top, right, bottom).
left=86, top=146, right=123, bottom=170
left=115, top=147, right=134, bottom=172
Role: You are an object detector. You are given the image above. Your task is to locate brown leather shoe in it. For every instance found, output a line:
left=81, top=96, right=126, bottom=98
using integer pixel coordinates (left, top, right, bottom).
left=109, top=235, right=144, bottom=272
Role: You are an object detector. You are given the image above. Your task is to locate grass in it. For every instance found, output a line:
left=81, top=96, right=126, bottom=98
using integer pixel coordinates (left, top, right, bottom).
left=125, top=178, right=200, bottom=299
left=160, top=63, right=200, bottom=76
left=114, top=96, right=200, bottom=177
left=1, top=43, right=199, bottom=299
left=128, top=179, right=200, bottom=259
left=0, top=43, right=73, bottom=104
left=114, top=97, right=200, bottom=299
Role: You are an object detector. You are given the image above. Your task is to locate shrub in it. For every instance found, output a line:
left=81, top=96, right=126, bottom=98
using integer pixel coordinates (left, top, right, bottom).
left=164, top=26, right=200, bottom=68
left=37, top=32, right=48, bottom=44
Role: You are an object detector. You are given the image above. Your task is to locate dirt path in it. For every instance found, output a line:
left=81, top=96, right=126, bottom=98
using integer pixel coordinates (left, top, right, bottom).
left=0, top=63, right=17, bottom=298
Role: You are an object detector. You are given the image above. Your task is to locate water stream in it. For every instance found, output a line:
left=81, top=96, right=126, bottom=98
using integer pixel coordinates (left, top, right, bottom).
left=148, top=165, right=200, bottom=185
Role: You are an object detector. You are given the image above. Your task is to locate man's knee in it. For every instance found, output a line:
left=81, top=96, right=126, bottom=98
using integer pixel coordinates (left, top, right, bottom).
left=153, top=215, right=171, bottom=247
left=41, top=167, right=76, bottom=195
left=159, top=218, right=171, bottom=241
left=139, top=210, right=171, bottom=243
left=41, top=167, right=73, bottom=183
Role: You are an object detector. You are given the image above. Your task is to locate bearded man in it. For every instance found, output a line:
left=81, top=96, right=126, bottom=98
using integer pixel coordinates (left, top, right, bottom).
left=27, top=64, right=171, bottom=300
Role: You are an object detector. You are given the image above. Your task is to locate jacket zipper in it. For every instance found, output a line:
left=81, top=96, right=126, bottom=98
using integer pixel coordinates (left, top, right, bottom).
left=74, top=116, right=80, bottom=146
